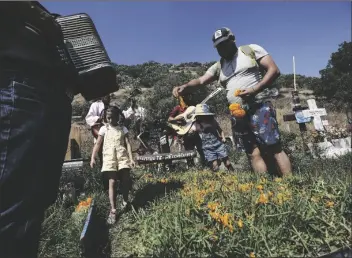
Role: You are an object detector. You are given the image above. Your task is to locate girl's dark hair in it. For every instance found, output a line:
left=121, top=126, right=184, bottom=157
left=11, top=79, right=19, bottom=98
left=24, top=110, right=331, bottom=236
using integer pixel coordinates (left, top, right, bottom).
left=106, top=105, right=125, bottom=124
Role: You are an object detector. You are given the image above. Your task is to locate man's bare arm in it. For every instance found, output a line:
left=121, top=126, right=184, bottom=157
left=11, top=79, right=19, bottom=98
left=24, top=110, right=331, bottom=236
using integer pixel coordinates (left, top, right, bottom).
left=254, top=55, right=280, bottom=92
left=172, top=73, right=216, bottom=97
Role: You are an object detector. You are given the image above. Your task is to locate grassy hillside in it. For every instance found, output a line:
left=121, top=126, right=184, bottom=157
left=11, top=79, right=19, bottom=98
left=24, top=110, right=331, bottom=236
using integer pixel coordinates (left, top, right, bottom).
left=39, top=152, right=352, bottom=257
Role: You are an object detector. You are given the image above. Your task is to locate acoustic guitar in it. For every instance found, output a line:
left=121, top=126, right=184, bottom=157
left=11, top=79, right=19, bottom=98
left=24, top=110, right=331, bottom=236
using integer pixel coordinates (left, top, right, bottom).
left=167, top=87, right=223, bottom=135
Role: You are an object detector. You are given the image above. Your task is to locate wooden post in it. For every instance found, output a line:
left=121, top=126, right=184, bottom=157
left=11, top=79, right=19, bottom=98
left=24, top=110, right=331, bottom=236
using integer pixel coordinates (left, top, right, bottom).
left=282, top=56, right=311, bottom=152
left=293, top=56, right=297, bottom=91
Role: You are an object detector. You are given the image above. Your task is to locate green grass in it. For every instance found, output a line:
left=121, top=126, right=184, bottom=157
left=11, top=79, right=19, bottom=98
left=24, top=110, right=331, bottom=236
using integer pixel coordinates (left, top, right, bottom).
left=39, top=152, right=352, bottom=258
left=110, top=158, right=352, bottom=257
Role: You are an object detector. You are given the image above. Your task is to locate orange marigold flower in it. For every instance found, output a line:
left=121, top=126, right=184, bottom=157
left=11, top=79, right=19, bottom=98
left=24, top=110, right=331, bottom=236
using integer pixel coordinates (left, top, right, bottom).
left=221, top=213, right=230, bottom=227
left=257, top=193, right=269, bottom=204
left=228, top=224, right=234, bottom=233
left=237, top=219, right=243, bottom=228
left=326, top=201, right=334, bottom=208
left=229, top=103, right=241, bottom=111
left=234, top=89, right=243, bottom=97
left=231, top=109, right=246, bottom=118
left=256, top=185, right=264, bottom=192
left=207, top=202, right=219, bottom=211
left=160, top=178, right=169, bottom=184
left=249, top=252, right=256, bottom=258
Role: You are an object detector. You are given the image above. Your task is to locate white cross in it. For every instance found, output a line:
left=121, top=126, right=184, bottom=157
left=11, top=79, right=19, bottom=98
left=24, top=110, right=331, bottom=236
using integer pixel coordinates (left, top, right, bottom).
left=302, top=99, right=327, bottom=131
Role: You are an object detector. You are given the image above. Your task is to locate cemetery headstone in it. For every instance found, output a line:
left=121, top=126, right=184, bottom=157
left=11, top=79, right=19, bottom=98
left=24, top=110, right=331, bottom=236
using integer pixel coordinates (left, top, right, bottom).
left=65, top=123, right=83, bottom=160
left=302, top=99, right=327, bottom=132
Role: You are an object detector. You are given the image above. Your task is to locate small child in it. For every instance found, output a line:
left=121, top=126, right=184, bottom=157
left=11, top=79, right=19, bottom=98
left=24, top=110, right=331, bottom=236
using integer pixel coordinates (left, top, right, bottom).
left=191, top=104, right=234, bottom=172
left=90, top=106, right=135, bottom=224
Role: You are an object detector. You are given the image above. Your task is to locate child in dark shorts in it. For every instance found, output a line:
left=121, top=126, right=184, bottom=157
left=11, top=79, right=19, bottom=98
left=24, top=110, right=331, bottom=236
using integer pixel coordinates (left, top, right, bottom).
left=191, top=104, right=234, bottom=172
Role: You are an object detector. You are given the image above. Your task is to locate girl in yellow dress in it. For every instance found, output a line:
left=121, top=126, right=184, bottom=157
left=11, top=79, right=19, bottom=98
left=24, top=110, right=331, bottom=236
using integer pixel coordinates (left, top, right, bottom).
left=90, top=106, right=135, bottom=224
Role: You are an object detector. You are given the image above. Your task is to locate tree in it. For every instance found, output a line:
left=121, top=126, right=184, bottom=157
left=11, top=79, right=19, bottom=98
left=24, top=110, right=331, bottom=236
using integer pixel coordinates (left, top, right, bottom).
left=317, top=41, right=352, bottom=109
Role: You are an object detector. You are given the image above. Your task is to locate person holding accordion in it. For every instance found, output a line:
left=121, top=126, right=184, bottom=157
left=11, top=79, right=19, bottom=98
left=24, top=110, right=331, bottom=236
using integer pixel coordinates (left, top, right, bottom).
left=0, top=2, right=117, bottom=257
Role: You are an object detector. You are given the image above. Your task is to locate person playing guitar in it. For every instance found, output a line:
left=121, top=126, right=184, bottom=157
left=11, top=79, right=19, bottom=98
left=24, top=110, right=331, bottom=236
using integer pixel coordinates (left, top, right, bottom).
left=168, top=94, right=206, bottom=167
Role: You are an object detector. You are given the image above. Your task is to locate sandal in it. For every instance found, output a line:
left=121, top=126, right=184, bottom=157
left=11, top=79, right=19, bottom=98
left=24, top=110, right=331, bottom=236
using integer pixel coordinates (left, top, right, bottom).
left=107, top=209, right=116, bottom=225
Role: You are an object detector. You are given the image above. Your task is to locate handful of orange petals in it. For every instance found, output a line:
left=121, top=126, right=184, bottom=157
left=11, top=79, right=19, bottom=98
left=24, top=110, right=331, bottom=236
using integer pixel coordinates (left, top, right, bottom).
left=229, top=103, right=246, bottom=118
left=229, top=89, right=247, bottom=118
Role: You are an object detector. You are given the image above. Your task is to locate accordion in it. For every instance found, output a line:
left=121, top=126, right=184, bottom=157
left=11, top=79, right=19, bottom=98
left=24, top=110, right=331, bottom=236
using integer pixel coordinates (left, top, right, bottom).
left=55, top=13, right=118, bottom=101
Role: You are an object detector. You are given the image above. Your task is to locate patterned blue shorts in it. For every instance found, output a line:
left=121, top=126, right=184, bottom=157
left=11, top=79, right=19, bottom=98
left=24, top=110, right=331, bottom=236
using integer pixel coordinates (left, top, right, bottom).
left=203, top=143, right=228, bottom=162
left=231, top=101, right=281, bottom=153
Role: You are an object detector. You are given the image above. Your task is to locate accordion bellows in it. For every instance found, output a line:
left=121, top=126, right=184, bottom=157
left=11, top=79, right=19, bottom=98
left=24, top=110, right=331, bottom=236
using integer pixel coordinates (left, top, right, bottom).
left=56, top=13, right=118, bottom=100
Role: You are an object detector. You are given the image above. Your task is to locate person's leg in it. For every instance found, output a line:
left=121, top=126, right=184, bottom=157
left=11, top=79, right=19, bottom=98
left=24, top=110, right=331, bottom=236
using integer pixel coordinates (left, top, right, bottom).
left=118, top=168, right=132, bottom=206
left=211, top=160, right=220, bottom=172
left=103, top=171, right=117, bottom=225
left=215, top=141, right=233, bottom=171
left=250, top=101, right=292, bottom=176
left=202, top=150, right=217, bottom=172
left=267, top=144, right=292, bottom=177
left=274, top=151, right=292, bottom=176
left=222, top=157, right=234, bottom=172
left=231, top=116, right=267, bottom=173
left=246, top=145, right=267, bottom=174
left=108, top=177, right=117, bottom=211
left=0, top=71, right=72, bottom=257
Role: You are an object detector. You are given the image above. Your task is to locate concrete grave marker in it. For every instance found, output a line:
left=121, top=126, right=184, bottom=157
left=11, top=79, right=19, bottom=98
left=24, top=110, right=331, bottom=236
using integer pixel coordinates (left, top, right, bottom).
left=302, top=99, right=327, bottom=132
left=65, top=123, right=83, bottom=160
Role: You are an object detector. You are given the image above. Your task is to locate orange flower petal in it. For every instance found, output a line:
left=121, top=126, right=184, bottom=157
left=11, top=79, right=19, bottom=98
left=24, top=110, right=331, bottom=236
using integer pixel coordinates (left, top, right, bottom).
left=234, top=89, right=243, bottom=97
left=229, top=103, right=241, bottom=111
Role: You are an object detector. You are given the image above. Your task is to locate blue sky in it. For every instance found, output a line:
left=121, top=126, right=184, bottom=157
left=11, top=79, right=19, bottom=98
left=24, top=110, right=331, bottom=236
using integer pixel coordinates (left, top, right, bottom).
left=43, top=1, right=350, bottom=77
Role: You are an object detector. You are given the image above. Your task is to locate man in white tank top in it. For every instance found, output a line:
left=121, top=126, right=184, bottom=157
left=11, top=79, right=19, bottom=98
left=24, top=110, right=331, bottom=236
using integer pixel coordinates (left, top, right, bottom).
left=172, top=27, right=291, bottom=177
